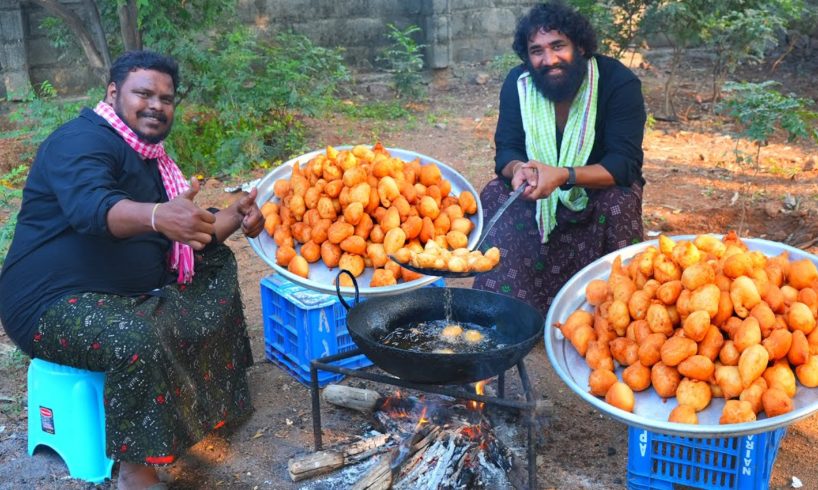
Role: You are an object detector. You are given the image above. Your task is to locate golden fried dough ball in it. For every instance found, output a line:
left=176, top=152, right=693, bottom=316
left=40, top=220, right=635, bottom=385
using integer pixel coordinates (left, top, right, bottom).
left=301, top=241, right=321, bottom=263
left=669, top=405, right=699, bottom=424
left=675, top=378, right=711, bottom=412
left=677, top=355, right=715, bottom=382
left=287, top=255, right=309, bottom=278
left=720, top=399, right=757, bottom=424
left=370, top=269, right=397, bottom=287
left=738, top=344, right=769, bottom=388
left=338, top=253, right=365, bottom=277
left=463, top=329, right=484, bottom=344
left=651, top=362, right=681, bottom=398
left=762, top=387, right=794, bottom=418
left=605, top=382, right=635, bottom=412
left=796, top=355, right=818, bottom=387
left=623, top=361, right=651, bottom=392
left=320, top=241, right=341, bottom=268
left=458, top=191, right=477, bottom=215
left=419, top=163, right=442, bottom=187
left=589, top=369, right=618, bottom=397
left=441, top=324, right=464, bottom=340
left=789, top=258, right=818, bottom=289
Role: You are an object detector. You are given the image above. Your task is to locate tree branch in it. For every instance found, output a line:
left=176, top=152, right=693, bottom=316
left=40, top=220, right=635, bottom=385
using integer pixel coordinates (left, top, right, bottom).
left=28, top=0, right=108, bottom=81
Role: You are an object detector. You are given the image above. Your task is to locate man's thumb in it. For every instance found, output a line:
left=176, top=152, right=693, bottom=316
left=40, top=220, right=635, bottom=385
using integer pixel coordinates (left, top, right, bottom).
left=181, top=177, right=200, bottom=200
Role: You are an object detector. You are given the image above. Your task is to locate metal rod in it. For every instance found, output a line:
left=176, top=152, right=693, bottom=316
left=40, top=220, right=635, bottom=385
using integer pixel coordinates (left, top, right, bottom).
left=310, top=362, right=323, bottom=451
left=311, top=358, right=535, bottom=411
left=499, top=371, right=506, bottom=399
left=515, top=360, right=537, bottom=489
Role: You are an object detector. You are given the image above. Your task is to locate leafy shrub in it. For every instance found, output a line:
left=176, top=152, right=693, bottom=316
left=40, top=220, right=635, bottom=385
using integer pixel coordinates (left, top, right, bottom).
left=8, top=82, right=103, bottom=146
left=0, top=165, right=28, bottom=267
left=718, top=80, right=818, bottom=166
left=379, top=24, right=426, bottom=99
left=336, top=101, right=411, bottom=120
left=488, top=53, right=521, bottom=80
left=9, top=29, right=348, bottom=178
left=163, top=28, right=348, bottom=176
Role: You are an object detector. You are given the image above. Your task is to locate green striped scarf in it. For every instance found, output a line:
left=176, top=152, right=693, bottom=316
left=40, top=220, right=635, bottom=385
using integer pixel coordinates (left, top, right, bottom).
left=517, top=57, right=599, bottom=243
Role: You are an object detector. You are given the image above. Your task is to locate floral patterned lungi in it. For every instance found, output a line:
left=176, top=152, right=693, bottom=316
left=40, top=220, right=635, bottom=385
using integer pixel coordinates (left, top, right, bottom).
left=31, top=243, right=254, bottom=465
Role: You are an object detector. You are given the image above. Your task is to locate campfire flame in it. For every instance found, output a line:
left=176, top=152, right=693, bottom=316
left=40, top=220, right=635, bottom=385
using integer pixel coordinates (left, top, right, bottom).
left=416, top=406, right=429, bottom=428
left=468, top=380, right=487, bottom=411
left=332, top=385, right=515, bottom=489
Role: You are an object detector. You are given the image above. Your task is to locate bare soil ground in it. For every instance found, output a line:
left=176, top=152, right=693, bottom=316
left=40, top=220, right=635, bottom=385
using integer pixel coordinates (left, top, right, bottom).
left=1, top=48, right=818, bottom=489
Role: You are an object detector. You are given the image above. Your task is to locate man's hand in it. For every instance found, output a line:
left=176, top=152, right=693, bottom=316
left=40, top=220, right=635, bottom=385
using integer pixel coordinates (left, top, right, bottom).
left=237, top=188, right=264, bottom=238
left=155, top=177, right=216, bottom=250
left=512, top=161, right=568, bottom=201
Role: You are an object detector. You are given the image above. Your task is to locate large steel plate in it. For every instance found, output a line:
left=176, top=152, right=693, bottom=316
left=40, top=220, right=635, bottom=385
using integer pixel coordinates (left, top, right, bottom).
left=248, top=146, right=483, bottom=297
left=545, top=235, right=818, bottom=437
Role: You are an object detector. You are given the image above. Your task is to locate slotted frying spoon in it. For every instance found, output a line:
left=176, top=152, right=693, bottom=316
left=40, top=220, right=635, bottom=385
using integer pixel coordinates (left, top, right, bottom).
left=390, top=183, right=527, bottom=278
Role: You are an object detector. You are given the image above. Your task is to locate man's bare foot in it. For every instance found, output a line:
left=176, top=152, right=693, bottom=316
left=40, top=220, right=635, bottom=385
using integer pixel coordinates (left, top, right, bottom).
left=117, top=461, right=162, bottom=490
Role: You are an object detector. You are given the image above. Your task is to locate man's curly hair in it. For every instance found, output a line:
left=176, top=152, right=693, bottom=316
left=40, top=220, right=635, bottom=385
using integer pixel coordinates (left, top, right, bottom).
left=512, top=1, right=597, bottom=62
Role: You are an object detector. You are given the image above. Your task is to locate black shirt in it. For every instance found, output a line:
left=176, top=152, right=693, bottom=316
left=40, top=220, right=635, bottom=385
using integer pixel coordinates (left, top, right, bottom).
left=494, top=54, right=646, bottom=186
left=0, top=108, right=174, bottom=355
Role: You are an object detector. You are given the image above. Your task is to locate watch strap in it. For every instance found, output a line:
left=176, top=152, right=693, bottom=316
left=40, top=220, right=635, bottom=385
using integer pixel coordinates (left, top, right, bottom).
left=559, top=167, right=576, bottom=191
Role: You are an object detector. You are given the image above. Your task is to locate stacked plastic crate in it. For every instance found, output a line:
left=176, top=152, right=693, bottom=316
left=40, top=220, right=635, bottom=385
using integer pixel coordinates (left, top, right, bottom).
left=261, top=274, right=444, bottom=387
left=627, top=426, right=787, bottom=490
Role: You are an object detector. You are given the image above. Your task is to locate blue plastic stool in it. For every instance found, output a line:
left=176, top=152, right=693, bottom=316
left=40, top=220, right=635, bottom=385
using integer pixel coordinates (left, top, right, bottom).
left=27, top=358, right=114, bottom=483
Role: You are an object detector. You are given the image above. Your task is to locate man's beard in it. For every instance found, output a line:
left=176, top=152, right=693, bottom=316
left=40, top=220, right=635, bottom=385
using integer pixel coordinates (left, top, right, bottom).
left=114, top=99, right=172, bottom=144
left=528, top=49, right=588, bottom=103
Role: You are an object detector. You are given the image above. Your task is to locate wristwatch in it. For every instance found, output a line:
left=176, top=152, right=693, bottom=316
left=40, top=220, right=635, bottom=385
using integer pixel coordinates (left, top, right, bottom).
left=559, top=167, right=576, bottom=191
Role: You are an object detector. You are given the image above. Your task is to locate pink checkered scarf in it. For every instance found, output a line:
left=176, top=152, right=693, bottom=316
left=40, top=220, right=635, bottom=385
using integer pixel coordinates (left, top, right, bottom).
left=94, top=101, right=194, bottom=283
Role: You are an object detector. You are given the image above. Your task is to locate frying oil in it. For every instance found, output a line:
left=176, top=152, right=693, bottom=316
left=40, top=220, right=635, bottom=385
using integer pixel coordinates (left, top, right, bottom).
left=379, top=319, right=504, bottom=354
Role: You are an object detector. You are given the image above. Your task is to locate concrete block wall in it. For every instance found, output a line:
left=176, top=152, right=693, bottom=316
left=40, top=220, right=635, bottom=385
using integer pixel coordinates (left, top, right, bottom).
left=0, top=1, right=31, bottom=100
left=20, top=0, right=100, bottom=95
left=10, top=0, right=532, bottom=94
left=238, top=0, right=529, bottom=69
left=236, top=0, right=426, bottom=69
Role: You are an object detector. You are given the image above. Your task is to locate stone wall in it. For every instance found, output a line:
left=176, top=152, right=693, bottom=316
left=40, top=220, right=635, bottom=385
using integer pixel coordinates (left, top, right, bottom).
left=0, top=1, right=31, bottom=100
left=3, top=0, right=100, bottom=98
left=237, top=0, right=529, bottom=69
left=7, top=0, right=531, bottom=95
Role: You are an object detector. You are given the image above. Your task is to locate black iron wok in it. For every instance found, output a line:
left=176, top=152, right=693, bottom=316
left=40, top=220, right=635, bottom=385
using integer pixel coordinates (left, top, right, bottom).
left=336, top=271, right=544, bottom=384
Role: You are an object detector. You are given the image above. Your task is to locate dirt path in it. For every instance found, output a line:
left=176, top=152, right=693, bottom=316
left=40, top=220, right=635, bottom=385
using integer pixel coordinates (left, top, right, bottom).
left=1, top=49, right=818, bottom=489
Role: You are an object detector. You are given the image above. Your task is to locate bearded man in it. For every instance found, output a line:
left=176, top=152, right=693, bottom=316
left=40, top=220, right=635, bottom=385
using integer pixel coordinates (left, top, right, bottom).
left=0, top=50, right=264, bottom=489
left=472, top=1, right=647, bottom=316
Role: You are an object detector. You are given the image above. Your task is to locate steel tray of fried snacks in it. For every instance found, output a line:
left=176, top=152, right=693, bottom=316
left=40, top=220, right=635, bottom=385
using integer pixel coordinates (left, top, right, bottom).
left=248, top=146, right=483, bottom=297
left=545, top=235, right=818, bottom=437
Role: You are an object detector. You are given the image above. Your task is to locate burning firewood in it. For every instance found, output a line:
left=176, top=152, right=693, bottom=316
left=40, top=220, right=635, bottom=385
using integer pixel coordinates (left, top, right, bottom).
left=288, top=433, right=394, bottom=481
left=323, top=384, right=383, bottom=413
left=298, top=384, right=524, bottom=489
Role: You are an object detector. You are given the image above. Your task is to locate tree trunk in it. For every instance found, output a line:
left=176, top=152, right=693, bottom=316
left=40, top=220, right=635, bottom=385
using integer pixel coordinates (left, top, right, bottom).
left=662, top=43, right=681, bottom=121
left=28, top=0, right=108, bottom=81
left=81, top=0, right=110, bottom=68
left=118, top=0, right=141, bottom=51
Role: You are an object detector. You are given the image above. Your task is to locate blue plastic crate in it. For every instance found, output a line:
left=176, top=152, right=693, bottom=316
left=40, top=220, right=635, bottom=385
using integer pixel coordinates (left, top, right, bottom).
left=260, top=274, right=443, bottom=387
left=627, top=426, right=787, bottom=490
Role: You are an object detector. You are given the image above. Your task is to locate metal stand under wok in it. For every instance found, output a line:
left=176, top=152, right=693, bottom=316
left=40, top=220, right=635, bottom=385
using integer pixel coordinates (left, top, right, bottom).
left=310, top=349, right=539, bottom=489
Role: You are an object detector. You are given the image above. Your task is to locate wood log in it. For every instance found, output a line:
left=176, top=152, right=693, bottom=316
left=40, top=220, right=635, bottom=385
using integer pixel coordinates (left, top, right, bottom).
left=288, top=433, right=392, bottom=481
left=351, top=457, right=392, bottom=490
left=288, top=451, right=344, bottom=482
left=323, top=384, right=382, bottom=412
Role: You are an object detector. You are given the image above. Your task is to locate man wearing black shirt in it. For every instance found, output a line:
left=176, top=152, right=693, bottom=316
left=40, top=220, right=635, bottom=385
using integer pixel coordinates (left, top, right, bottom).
left=0, top=51, right=264, bottom=489
left=473, top=1, right=646, bottom=315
